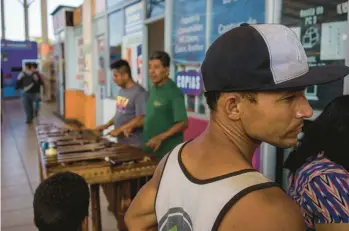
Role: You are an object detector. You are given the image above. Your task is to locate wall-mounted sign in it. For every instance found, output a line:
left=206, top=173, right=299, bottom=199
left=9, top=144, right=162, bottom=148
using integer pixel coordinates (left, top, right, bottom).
left=122, top=32, right=144, bottom=87
left=175, top=70, right=202, bottom=96
left=76, top=36, right=85, bottom=90
left=172, top=0, right=206, bottom=64
left=97, top=36, right=106, bottom=84
left=125, top=2, right=143, bottom=35
left=281, top=0, right=347, bottom=110
left=1, top=40, right=33, bottom=49
left=210, top=0, right=265, bottom=43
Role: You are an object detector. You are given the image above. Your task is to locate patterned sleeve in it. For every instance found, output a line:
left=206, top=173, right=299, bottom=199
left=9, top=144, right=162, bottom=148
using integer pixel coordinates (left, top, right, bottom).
left=301, top=173, right=349, bottom=225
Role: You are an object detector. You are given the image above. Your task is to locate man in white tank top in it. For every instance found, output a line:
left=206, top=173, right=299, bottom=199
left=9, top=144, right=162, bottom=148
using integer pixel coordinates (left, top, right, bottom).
left=124, top=23, right=349, bottom=231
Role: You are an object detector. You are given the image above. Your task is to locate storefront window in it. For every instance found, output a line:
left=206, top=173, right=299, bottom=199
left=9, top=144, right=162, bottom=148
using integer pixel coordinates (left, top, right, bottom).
left=171, top=0, right=266, bottom=115
left=146, top=0, right=165, bottom=19
left=107, top=0, right=123, bottom=8
left=210, top=0, right=265, bottom=43
left=281, top=0, right=348, bottom=110
left=172, top=0, right=206, bottom=64
left=108, top=10, right=124, bottom=98
left=95, top=0, right=106, bottom=15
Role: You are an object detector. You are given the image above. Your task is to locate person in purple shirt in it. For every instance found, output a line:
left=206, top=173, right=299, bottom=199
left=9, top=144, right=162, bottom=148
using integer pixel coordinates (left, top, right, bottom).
left=285, top=95, right=349, bottom=231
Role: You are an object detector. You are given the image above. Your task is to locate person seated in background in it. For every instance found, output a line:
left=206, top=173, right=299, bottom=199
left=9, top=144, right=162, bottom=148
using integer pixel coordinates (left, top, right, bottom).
left=33, top=172, right=90, bottom=231
left=285, top=95, right=349, bottom=231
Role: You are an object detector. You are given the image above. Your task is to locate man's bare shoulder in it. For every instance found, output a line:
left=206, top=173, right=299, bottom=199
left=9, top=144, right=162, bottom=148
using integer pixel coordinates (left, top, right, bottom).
left=218, top=186, right=306, bottom=231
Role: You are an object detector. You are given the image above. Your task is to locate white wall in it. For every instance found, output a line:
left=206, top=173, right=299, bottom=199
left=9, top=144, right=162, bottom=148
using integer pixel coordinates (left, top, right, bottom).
left=65, top=26, right=83, bottom=90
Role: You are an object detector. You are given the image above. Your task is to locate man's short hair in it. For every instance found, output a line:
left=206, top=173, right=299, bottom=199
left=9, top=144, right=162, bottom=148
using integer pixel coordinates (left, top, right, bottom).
left=33, top=172, right=90, bottom=231
left=204, top=91, right=257, bottom=111
left=31, top=62, right=38, bottom=69
left=24, top=62, right=32, bottom=69
left=110, top=59, right=132, bottom=78
left=149, top=51, right=170, bottom=68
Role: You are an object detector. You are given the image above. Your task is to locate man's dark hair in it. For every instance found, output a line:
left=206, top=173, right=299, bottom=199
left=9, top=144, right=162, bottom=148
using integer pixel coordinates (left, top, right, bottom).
left=284, top=95, right=349, bottom=173
left=110, top=59, right=132, bottom=78
left=33, top=172, right=90, bottom=231
left=204, top=91, right=257, bottom=111
left=149, top=51, right=170, bottom=67
left=31, top=62, right=38, bottom=69
left=24, top=62, right=32, bottom=69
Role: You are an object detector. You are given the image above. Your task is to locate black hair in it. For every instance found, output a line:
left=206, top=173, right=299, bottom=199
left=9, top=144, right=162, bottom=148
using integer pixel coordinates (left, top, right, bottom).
left=149, top=51, right=170, bottom=67
left=31, top=62, right=38, bottom=69
left=33, top=172, right=90, bottom=231
left=110, top=59, right=132, bottom=78
left=204, top=91, right=221, bottom=111
left=24, top=62, right=32, bottom=68
left=284, top=95, right=349, bottom=174
left=204, top=91, right=257, bottom=111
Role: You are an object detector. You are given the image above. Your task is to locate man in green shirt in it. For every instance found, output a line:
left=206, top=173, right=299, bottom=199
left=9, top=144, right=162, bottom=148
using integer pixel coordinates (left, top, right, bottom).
left=125, top=51, right=188, bottom=158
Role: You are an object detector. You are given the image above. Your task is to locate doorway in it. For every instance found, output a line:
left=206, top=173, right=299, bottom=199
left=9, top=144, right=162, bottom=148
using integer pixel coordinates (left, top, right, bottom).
left=146, top=18, right=164, bottom=88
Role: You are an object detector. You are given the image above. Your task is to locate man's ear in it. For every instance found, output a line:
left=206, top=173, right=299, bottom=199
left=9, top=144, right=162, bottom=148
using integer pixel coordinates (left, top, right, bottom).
left=222, top=93, right=242, bottom=121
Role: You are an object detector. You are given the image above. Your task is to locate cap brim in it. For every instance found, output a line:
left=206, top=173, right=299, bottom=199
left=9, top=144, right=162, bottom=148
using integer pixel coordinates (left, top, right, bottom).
left=260, top=65, right=349, bottom=91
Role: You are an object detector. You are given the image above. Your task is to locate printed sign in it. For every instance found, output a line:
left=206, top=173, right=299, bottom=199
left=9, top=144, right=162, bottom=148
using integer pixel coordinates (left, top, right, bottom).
left=76, top=37, right=85, bottom=79
left=210, top=0, right=265, bottom=43
left=122, top=32, right=144, bottom=87
left=125, top=2, right=143, bottom=35
left=172, top=0, right=206, bottom=64
left=175, top=70, right=202, bottom=96
left=281, top=0, right=347, bottom=110
left=97, top=36, right=106, bottom=84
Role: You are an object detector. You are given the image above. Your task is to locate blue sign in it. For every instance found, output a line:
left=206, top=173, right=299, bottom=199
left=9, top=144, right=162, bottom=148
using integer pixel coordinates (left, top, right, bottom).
left=210, top=0, right=265, bottom=43
left=125, top=2, right=143, bottom=35
left=175, top=70, right=203, bottom=96
left=172, top=0, right=206, bottom=64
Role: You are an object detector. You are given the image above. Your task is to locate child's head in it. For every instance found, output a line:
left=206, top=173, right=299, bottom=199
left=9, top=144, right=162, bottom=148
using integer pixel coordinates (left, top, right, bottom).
left=33, top=172, right=90, bottom=231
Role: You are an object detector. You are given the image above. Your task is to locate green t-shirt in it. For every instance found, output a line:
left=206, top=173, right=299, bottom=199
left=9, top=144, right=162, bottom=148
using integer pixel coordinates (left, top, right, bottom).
left=143, top=79, right=188, bottom=158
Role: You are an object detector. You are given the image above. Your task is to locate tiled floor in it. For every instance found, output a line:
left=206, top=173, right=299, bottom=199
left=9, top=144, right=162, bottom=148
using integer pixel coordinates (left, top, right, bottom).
left=1, top=99, right=118, bottom=231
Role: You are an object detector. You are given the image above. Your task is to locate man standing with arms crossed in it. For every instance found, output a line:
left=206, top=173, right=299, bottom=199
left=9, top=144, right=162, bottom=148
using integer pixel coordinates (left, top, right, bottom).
left=124, top=24, right=349, bottom=231
left=126, top=51, right=188, bottom=159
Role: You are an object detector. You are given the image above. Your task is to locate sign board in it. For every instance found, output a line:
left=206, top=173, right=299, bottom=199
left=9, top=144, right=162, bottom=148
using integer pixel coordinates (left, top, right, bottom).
left=175, top=70, right=203, bottom=96
left=210, top=0, right=265, bottom=43
left=76, top=36, right=85, bottom=90
left=122, top=32, right=144, bottom=87
left=281, top=0, right=348, bottom=110
left=125, top=2, right=143, bottom=35
left=97, top=36, right=106, bottom=84
left=172, top=0, right=206, bottom=64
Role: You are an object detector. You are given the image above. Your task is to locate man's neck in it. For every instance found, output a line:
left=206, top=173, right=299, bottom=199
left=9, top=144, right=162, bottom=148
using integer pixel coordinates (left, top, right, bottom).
left=199, top=117, right=260, bottom=166
left=155, top=77, right=169, bottom=87
left=124, top=80, right=135, bottom=89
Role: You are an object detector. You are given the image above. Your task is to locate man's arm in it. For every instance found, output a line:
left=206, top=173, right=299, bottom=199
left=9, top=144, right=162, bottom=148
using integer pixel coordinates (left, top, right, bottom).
left=121, top=90, right=147, bottom=137
left=125, top=154, right=168, bottom=230
left=146, top=94, right=188, bottom=151
left=15, top=72, right=24, bottom=90
left=95, top=117, right=114, bottom=131
left=111, top=115, right=145, bottom=137
left=218, top=187, right=306, bottom=231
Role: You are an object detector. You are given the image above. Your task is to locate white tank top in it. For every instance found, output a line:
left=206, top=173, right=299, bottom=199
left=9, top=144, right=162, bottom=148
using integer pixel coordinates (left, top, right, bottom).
left=155, top=142, right=278, bottom=231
